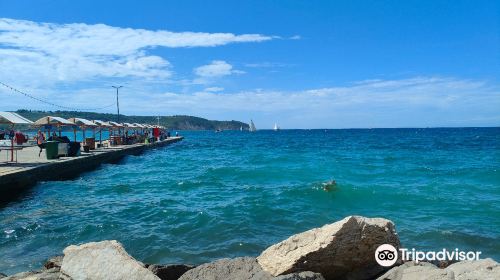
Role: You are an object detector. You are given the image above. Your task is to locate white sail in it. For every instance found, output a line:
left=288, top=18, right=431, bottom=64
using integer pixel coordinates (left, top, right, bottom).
left=249, top=120, right=256, bottom=132
left=273, top=123, right=278, bottom=131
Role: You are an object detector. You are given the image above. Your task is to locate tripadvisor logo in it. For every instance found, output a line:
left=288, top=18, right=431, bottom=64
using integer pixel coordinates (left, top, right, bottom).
left=374, top=244, right=482, bottom=267
left=375, top=244, right=398, bottom=267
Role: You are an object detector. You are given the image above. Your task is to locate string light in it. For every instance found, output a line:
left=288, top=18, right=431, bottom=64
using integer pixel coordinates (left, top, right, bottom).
left=0, top=81, right=115, bottom=111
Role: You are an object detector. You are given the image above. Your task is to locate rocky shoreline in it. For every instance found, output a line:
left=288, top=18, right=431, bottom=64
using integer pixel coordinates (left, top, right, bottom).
left=1, top=216, right=498, bottom=280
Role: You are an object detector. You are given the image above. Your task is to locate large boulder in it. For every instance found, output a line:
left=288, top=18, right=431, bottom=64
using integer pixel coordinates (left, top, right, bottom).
left=377, top=258, right=500, bottom=280
left=178, top=257, right=324, bottom=280
left=60, top=240, right=159, bottom=280
left=257, top=216, right=400, bottom=280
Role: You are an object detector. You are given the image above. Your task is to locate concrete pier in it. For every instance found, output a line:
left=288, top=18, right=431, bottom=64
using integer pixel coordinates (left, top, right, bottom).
left=0, top=137, right=183, bottom=198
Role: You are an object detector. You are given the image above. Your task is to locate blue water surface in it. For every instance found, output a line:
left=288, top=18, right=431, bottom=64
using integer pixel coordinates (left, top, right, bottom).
left=0, top=128, right=499, bottom=274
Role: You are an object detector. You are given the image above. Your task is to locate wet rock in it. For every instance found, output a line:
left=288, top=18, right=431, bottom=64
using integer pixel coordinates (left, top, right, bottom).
left=147, top=264, right=196, bottom=280
left=257, top=215, right=400, bottom=280
left=60, top=240, right=159, bottom=280
left=0, top=272, right=6, bottom=278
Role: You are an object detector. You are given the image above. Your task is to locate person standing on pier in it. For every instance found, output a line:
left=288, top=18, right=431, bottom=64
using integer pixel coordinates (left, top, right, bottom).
left=35, top=130, right=46, bottom=157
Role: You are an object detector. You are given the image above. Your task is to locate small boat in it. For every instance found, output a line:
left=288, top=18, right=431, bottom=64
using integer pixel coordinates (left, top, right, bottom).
left=240, top=126, right=243, bottom=131
left=215, top=129, right=222, bottom=133
left=273, top=123, right=280, bottom=131
left=249, top=120, right=257, bottom=132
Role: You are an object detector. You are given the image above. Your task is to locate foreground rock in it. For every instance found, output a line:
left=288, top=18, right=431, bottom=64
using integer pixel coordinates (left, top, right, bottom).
left=0, top=268, right=60, bottom=280
left=376, top=262, right=450, bottom=279
left=178, top=257, right=324, bottom=280
left=257, top=215, right=400, bottom=280
left=60, top=240, right=159, bottom=280
left=377, top=258, right=500, bottom=280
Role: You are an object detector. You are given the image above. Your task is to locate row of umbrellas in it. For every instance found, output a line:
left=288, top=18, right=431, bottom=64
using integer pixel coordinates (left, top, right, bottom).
left=0, top=112, right=165, bottom=130
left=0, top=112, right=166, bottom=162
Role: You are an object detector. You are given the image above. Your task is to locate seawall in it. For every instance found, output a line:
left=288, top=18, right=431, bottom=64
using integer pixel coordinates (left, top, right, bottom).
left=0, top=137, right=183, bottom=200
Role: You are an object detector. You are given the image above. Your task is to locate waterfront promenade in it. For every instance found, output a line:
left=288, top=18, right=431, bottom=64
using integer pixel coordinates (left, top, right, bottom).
left=0, top=137, right=183, bottom=198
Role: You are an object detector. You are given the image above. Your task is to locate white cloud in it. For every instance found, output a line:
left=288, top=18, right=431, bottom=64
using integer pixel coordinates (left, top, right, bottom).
left=244, top=62, right=290, bottom=68
left=193, top=60, right=244, bottom=84
left=0, top=18, right=272, bottom=86
left=204, top=87, right=224, bottom=92
left=194, top=60, right=241, bottom=77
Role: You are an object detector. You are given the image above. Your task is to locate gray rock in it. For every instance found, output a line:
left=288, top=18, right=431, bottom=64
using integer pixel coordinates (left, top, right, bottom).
left=376, top=261, right=453, bottom=280
left=60, top=240, right=159, bottom=280
left=1, top=269, right=61, bottom=280
left=1, top=271, right=37, bottom=280
left=178, top=257, right=325, bottom=280
left=274, top=271, right=325, bottom=280
left=257, top=215, right=400, bottom=280
left=43, top=256, right=63, bottom=271
left=0, top=272, right=6, bottom=278
left=147, top=264, right=195, bottom=280
left=377, top=258, right=500, bottom=280
left=446, top=258, right=500, bottom=280
left=178, top=257, right=272, bottom=280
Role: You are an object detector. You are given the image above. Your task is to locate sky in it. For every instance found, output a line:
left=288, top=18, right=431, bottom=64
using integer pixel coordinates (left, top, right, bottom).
left=0, top=0, right=498, bottom=128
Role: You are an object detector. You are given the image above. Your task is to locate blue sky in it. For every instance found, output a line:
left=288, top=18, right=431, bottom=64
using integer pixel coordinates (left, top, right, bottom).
left=0, top=0, right=498, bottom=128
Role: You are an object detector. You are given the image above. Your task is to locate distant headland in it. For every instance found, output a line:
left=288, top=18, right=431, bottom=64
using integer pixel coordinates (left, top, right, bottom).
left=12, top=110, right=249, bottom=131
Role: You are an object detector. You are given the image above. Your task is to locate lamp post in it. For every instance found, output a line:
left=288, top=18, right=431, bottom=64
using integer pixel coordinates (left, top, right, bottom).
left=112, top=85, right=123, bottom=123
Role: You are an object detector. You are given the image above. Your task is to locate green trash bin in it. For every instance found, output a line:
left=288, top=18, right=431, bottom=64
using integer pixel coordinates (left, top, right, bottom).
left=45, top=141, right=59, bottom=159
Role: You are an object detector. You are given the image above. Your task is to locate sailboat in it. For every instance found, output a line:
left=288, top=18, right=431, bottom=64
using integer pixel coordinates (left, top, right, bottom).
left=240, top=126, right=243, bottom=131
left=273, top=123, right=280, bottom=131
left=249, top=120, right=257, bottom=132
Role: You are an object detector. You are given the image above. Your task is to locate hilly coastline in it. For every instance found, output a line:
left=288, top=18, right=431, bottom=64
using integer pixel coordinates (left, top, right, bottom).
left=14, top=110, right=249, bottom=131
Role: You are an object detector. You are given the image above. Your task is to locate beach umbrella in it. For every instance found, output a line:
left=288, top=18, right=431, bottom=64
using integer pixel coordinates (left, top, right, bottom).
left=68, top=118, right=97, bottom=142
left=108, top=121, right=124, bottom=135
left=92, top=120, right=112, bottom=145
left=33, top=116, right=75, bottom=137
left=107, top=121, right=125, bottom=145
left=0, top=112, right=33, bottom=162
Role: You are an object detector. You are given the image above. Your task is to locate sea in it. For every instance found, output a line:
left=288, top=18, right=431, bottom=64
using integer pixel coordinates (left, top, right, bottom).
left=0, top=128, right=499, bottom=274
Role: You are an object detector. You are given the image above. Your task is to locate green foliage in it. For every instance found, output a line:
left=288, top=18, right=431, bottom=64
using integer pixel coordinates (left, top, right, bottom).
left=14, top=109, right=249, bottom=130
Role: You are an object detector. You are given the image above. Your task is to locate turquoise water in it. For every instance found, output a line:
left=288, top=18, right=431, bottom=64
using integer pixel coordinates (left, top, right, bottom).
left=1, top=128, right=499, bottom=274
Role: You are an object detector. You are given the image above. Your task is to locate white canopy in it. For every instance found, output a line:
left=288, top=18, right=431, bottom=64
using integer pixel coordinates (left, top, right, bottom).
left=132, top=123, right=144, bottom=128
left=92, top=120, right=111, bottom=127
left=33, top=116, right=74, bottom=126
left=0, top=112, right=33, bottom=124
left=108, top=121, right=124, bottom=128
left=68, top=117, right=97, bottom=127
left=123, top=122, right=137, bottom=128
